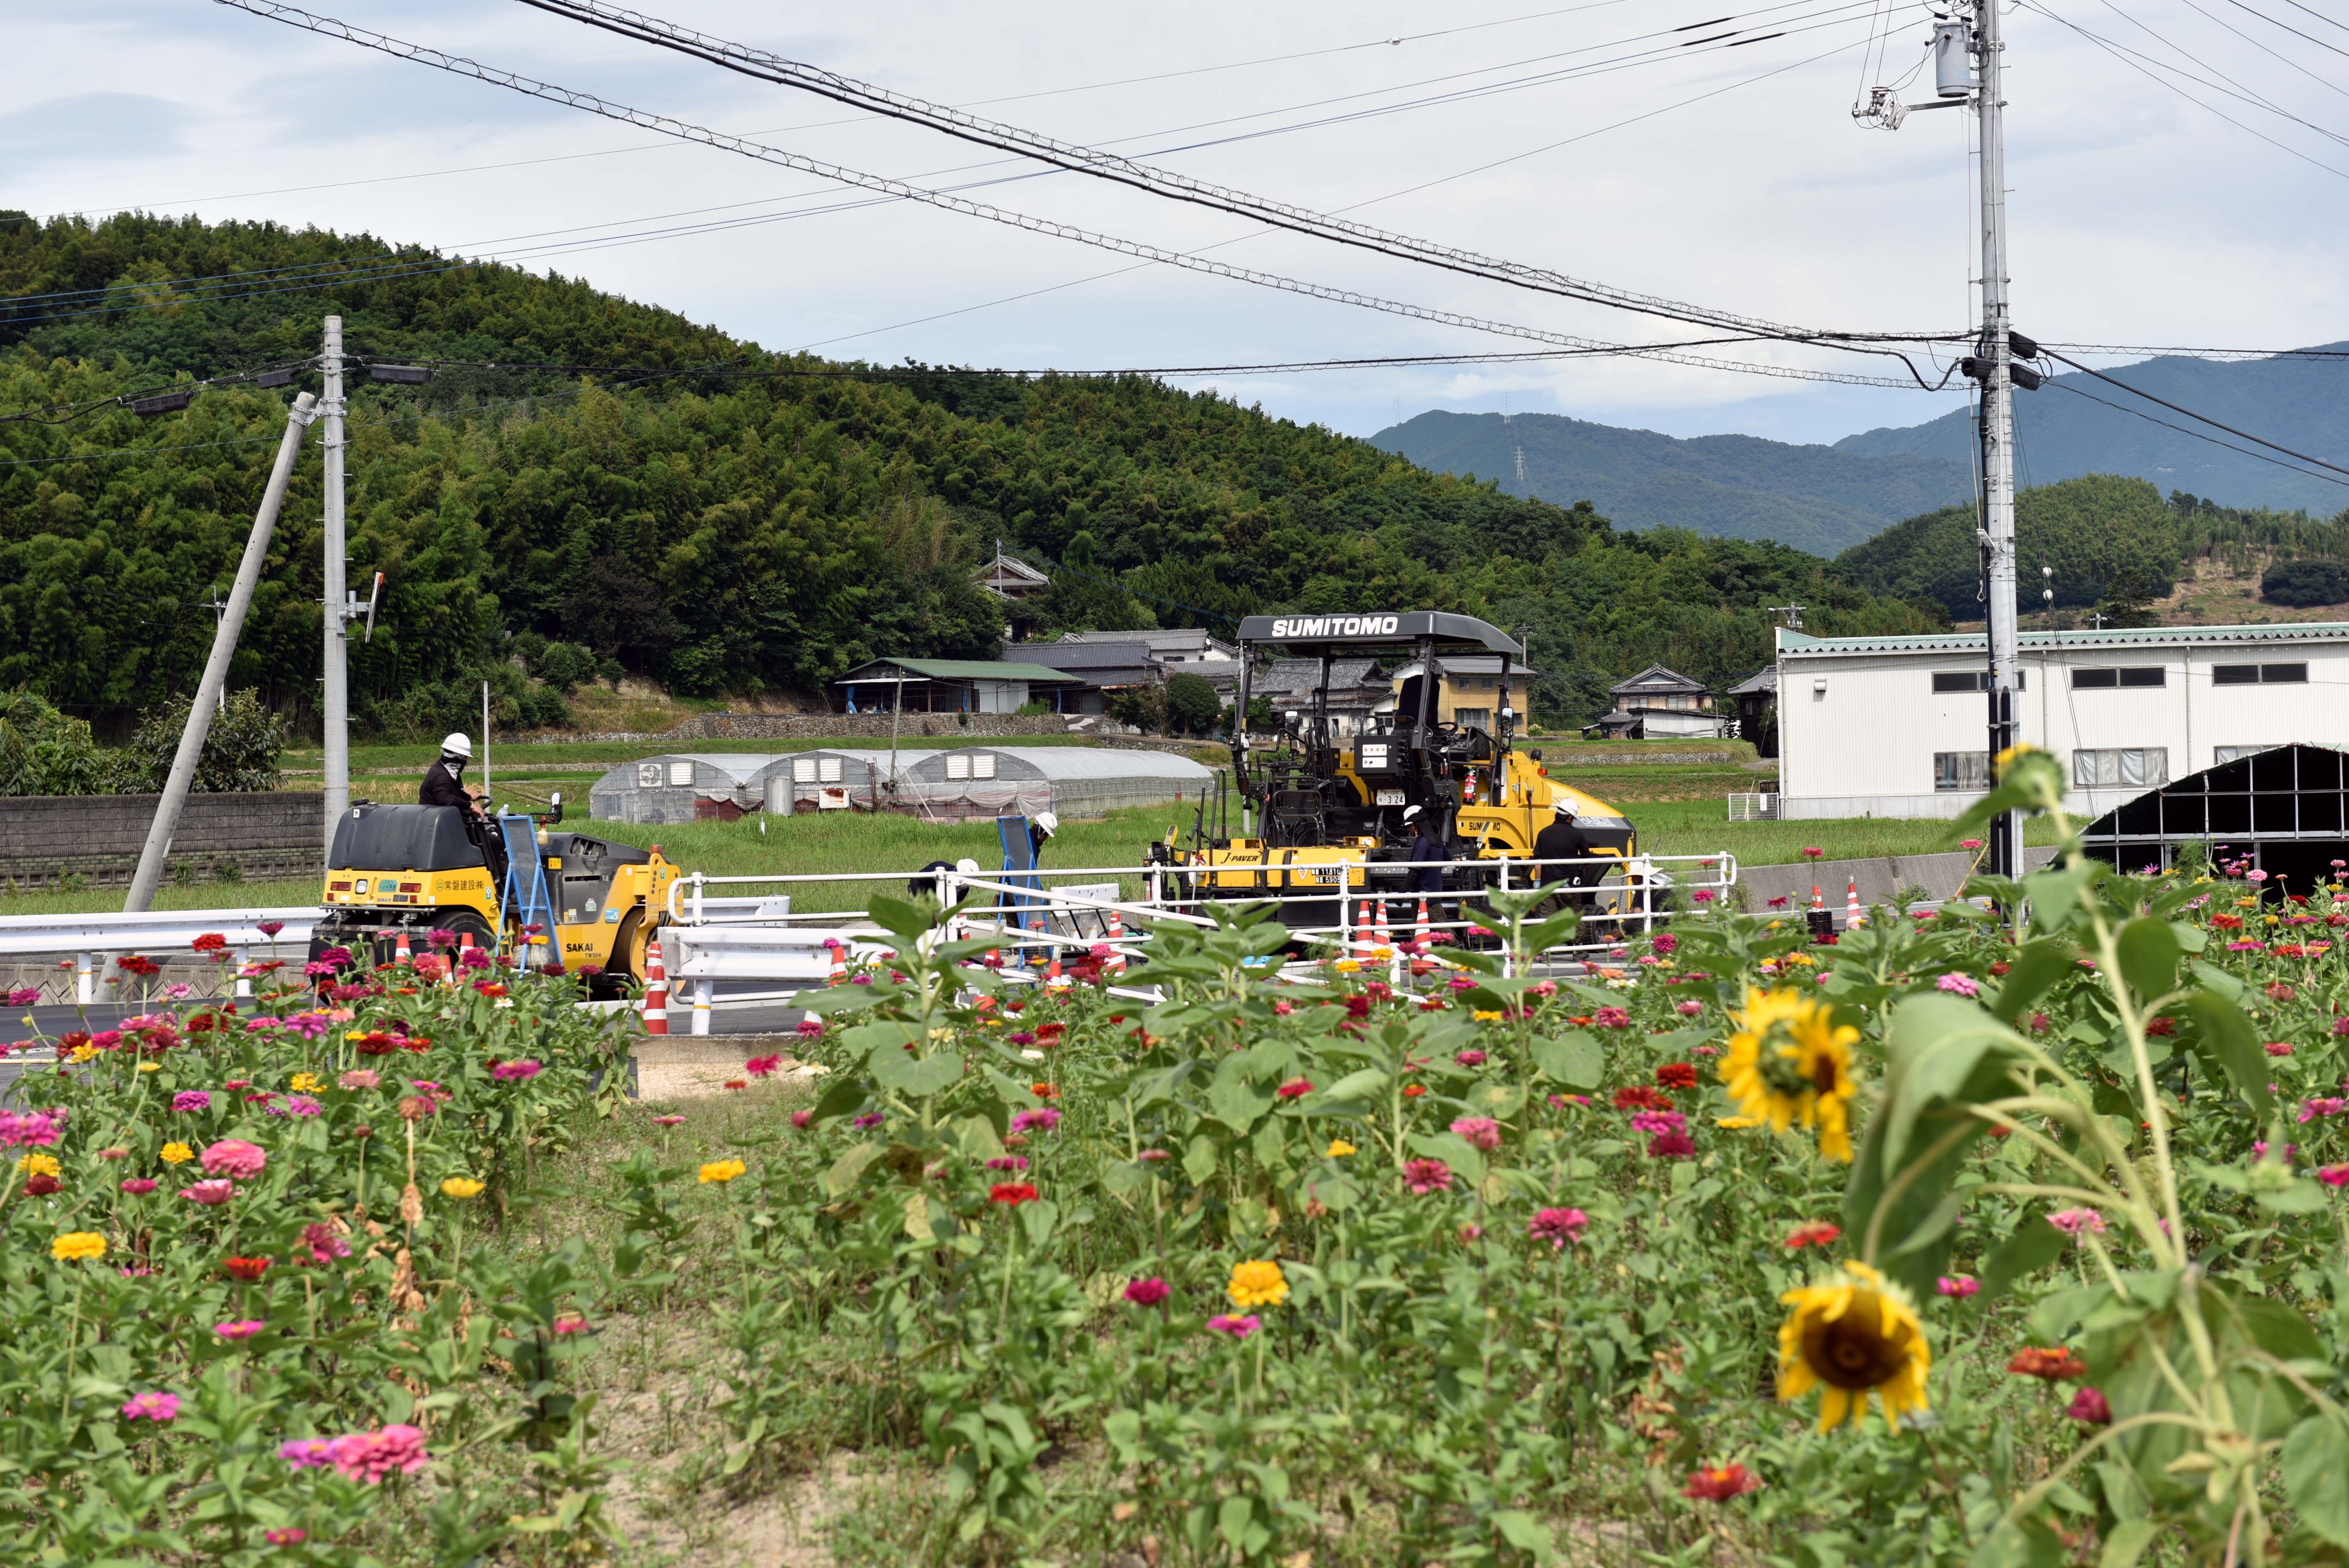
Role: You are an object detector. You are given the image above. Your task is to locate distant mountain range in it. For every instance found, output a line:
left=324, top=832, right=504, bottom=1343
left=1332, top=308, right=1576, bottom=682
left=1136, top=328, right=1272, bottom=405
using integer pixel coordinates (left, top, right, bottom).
left=1372, top=343, right=2349, bottom=554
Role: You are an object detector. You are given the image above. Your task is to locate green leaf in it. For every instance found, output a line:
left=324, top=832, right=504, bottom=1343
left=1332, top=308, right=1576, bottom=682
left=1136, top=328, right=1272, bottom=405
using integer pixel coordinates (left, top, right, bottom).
left=1490, top=1510, right=1552, bottom=1556
left=1880, top=992, right=2023, bottom=1176
left=1316, top=1067, right=1388, bottom=1104
left=2097, top=1521, right=2162, bottom=1568
left=1884, top=1190, right=1964, bottom=1259
left=823, top=1142, right=882, bottom=1199
left=2283, top=1416, right=2349, bottom=1546
left=1101, top=1160, right=1150, bottom=1201
left=1207, top=1071, right=1274, bottom=1133
left=866, top=894, right=934, bottom=944
left=1980, top=1210, right=2067, bottom=1299
left=838, top=1020, right=923, bottom=1064
left=1529, top=1033, right=1604, bottom=1091
left=2181, top=991, right=2274, bottom=1116
left=2020, top=861, right=2101, bottom=937
left=2256, top=1179, right=2329, bottom=1214
left=809, top=1073, right=868, bottom=1125
left=1183, top=1134, right=1219, bottom=1186
left=2113, top=917, right=2180, bottom=1008
left=868, top=1046, right=962, bottom=1098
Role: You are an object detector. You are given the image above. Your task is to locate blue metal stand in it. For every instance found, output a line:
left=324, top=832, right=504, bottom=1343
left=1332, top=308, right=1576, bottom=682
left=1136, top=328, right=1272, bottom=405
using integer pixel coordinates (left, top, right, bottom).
left=996, top=815, right=1049, bottom=962
left=497, top=813, right=555, bottom=967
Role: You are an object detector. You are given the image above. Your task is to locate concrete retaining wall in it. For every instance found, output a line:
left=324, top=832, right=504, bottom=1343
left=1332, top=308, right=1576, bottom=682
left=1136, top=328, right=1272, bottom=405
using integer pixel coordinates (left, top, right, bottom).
left=0, top=793, right=323, bottom=887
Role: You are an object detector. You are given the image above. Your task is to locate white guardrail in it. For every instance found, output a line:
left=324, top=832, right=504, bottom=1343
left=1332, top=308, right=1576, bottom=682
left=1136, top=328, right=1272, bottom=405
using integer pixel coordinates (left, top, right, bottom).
left=0, top=907, right=321, bottom=1005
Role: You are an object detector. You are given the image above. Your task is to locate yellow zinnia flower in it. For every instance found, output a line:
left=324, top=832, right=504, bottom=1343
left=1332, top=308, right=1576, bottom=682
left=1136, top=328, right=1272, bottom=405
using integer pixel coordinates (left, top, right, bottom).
left=1777, top=1261, right=1930, bottom=1432
left=1721, top=987, right=1862, bottom=1162
left=440, top=1177, right=485, bottom=1199
left=1227, top=1259, right=1288, bottom=1309
left=137, top=1062, right=159, bottom=1073
left=15, top=1153, right=60, bottom=1178
left=69, top=1044, right=98, bottom=1063
left=1333, top=959, right=1362, bottom=974
left=1715, top=1115, right=1763, bottom=1130
left=698, top=1159, right=747, bottom=1185
left=1326, top=1139, right=1357, bottom=1157
left=51, top=1232, right=106, bottom=1262
left=291, top=1073, right=322, bottom=1092
left=1473, top=1009, right=1504, bottom=1023
left=160, top=1142, right=193, bottom=1165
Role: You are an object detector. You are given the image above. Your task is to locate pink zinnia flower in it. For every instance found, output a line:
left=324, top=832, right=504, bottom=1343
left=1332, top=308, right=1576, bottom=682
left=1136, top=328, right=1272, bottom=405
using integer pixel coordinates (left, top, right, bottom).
left=119, top=1176, right=158, bottom=1195
left=2047, top=1208, right=2106, bottom=1236
left=1206, top=1313, right=1260, bottom=1340
left=1009, top=1108, right=1062, bottom=1133
left=2318, top=1165, right=2349, bottom=1188
left=200, top=1139, right=266, bottom=1182
left=327, top=1423, right=429, bottom=1482
left=1449, top=1116, right=1502, bottom=1151
left=1937, top=1276, right=1980, bottom=1297
left=298, top=1222, right=351, bottom=1265
left=744, top=1055, right=782, bottom=1078
left=1934, top=973, right=1980, bottom=997
left=1403, top=1158, right=1454, bottom=1194
left=2065, top=1386, right=2112, bottom=1425
left=986, top=1156, right=1030, bottom=1172
left=214, top=1320, right=265, bottom=1340
left=171, top=1091, right=211, bottom=1113
left=1629, top=1109, right=1686, bottom=1136
left=1454, top=1049, right=1487, bottom=1068
left=280, top=1438, right=334, bottom=1469
left=1677, top=1000, right=1703, bottom=1016
left=266, top=1529, right=307, bottom=1546
left=122, top=1391, right=180, bottom=1422
left=180, top=1179, right=235, bottom=1205
left=787, top=1110, right=811, bottom=1129
left=1592, top=1007, right=1631, bottom=1028
left=0, top=1109, right=61, bottom=1149
left=1528, top=1206, right=1588, bottom=1248
left=490, top=1059, right=542, bottom=1082
left=339, top=1069, right=380, bottom=1090
left=2299, top=1097, right=2348, bottom=1123
left=1125, top=1277, right=1170, bottom=1306
left=2266, top=1042, right=2295, bottom=1057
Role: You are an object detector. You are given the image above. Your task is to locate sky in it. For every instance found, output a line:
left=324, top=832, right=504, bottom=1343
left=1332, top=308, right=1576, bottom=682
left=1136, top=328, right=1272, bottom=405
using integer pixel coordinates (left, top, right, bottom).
left=8, top=0, right=2349, bottom=447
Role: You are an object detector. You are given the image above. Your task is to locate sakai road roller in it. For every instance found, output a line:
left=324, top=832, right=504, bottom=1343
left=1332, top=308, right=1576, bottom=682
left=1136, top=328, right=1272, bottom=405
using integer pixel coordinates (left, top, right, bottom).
left=1157, top=610, right=1645, bottom=930
left=312, top=795, right=677, bottom=994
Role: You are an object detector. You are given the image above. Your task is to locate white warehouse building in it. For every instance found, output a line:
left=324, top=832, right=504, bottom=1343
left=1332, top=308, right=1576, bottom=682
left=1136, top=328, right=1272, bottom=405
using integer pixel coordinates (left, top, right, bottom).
left=1775, top=621, right=2349, bottom=821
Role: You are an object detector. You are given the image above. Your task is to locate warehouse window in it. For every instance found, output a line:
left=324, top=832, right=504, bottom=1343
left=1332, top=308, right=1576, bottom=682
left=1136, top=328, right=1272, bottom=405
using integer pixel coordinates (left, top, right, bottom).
left=1934, top=751, right=1992, bottom=791
left=2213, top=663, right=2309, bottom=685
left=2214, top=745, right=2281, bottom=764
left=2073, top=748, right=2169, bottom=788
left=1932, top=671, right=2025, bottom=693
left=2072, top=667, right=2166, bottom=689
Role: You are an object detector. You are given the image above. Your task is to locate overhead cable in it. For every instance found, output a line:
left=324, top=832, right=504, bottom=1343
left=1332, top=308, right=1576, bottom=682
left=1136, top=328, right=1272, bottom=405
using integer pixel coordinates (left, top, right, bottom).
left=496, top=0, right=1943, bottom=347
left=207, top=0, right=1950, bottom=387
left=2040, top=347, right=2349, bottom=479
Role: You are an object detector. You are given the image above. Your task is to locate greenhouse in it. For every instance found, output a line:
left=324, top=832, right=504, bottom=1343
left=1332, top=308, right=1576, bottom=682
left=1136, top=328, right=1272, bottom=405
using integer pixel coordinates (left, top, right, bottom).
left=899, top=745, right=1218, bottom=820
left=585, top=754, right=784, bottom=825
left=758, top=749, right=941, bottom=813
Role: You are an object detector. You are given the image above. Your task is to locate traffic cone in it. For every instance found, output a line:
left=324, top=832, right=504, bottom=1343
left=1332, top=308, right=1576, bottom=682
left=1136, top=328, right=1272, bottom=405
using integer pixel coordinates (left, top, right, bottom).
left=1846, top=878, right=1865, bottom=929
left=1415, top=898, right=1431, bottom=945
left=1374, top=900, right=1391, bottom=949
left=642, top=938, right=668, bottom=1035
left=827, top=939, right=848, bottom=985
left=1046, top=952, right=1068, bottom=991
left=1810, top=884, right=1824, bottom=915
left=1356, top=899, right=1376, bottom=960
left=393, top=928, right=411, bottom=964
left=459, top=931, right=474, bottom=953
left=1105, top=907, right=1127, bottom=976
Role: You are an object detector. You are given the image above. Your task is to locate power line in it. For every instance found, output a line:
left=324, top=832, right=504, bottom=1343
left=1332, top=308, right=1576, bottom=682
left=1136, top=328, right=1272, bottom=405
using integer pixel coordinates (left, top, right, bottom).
left=2040, top=347, right=2349, bottom=479
left=2219, top=0, right=2349, bottom=59
left=209, top=1, right=1954, bottom=389
left=487, top=0, right=1948, bottom=349
left=2047, top=378, right=2349, bottom=489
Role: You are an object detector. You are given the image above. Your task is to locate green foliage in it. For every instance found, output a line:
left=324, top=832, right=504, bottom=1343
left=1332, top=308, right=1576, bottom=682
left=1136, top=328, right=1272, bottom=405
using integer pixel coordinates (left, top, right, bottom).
left=0, top=687, right=104, bottom=795
left=1836, top=475, right=2186, bottom=618
left=2262, top=557, right=2349, bottom=607
left=2, top=214, right=1946, bottom=735
left=1164, top=672, right=1221, bottom=736
left=93, top=687, right=287, bottom=794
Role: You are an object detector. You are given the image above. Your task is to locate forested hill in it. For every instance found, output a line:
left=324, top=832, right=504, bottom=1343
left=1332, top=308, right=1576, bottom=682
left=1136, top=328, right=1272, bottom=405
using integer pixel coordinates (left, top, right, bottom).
left=1, top=212, right=1941, bottom=738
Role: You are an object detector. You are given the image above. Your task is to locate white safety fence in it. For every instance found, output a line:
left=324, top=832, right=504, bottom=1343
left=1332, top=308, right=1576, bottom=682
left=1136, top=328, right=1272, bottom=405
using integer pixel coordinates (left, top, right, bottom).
left=0, top=907, right=319, bottom=1005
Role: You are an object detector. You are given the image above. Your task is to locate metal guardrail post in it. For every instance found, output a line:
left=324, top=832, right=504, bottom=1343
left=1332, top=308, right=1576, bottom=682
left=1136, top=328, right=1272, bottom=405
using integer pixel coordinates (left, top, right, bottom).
left=235, top=946, right=252, bottom=999
left=75, top=953, right=93, bottom=1006
left=690, top=871, right=705, bottom=925
left=691, top=976, right=712, bottom=1036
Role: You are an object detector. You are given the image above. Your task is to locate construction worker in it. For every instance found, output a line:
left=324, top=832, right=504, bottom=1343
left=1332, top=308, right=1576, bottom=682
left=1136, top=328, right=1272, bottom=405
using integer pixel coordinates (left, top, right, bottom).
left=1403, top=805, right=1445, bottom=894
left=421, top=733, right=508, bottom=889
left=1028, top=811, right=1058, bottom=867
left=1533, top=802, right=1603, bottom=919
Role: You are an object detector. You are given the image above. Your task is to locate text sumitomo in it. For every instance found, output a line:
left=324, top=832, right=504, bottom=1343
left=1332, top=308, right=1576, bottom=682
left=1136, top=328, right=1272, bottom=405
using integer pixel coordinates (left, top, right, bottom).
left=1268, top=615, right=1402, bottom=639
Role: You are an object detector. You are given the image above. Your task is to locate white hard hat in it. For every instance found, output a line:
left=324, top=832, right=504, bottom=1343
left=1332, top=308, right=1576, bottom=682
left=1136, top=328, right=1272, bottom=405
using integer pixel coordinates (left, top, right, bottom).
left=1403, top=804, right=1424, bottom=822
left=1034, top=811, right=1059, bottom=835
left=1554, top=798, right=1577, bottom=816
left=440, top=732, right=473, bottom=759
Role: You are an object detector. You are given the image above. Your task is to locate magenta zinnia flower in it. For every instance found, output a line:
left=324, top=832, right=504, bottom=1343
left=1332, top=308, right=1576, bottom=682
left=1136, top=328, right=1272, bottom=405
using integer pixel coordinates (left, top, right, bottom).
left=1449, top=1116, right=1502, bottom=1151
left=1403, top=1158, right=1454, bottom=1194
left=280, top=1438, right=334, bottom=1469
left=490, top=1059, right=542, bottom=1082
left=1009, top=1108, right=1062, bottom=1133
left=1206, top=1313, right=1260, bottom=1340
left=171, top=1091, right=211, bottom=1113
left=119, top=1178, right=158, bottom=1195
left=122, top=1391, right=180, bottom=1422
left=180, top=1179, right=235, bottom=1205
left=1528, top=1207, right=1588, bottom=1249
left=1647, top=1130, right=1698, bottom=1159
left=1937, top=1276, right=1981, bottom=1297
left=1125, top=1276, right=1170, bottom=1306
left=214, top=1320, right=265, bottom=1340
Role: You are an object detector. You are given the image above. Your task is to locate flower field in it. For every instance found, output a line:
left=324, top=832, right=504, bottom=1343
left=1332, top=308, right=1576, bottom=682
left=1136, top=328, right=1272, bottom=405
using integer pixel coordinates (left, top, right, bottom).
left=12, top=747, right=2349, bottom=1565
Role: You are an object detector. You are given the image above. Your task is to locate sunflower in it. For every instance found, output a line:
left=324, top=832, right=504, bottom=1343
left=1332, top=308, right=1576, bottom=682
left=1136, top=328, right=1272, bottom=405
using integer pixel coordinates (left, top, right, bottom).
left=1720, top=987, right=1862, bottom=1161
left=1778, top=1261, right=1930, bottom=1432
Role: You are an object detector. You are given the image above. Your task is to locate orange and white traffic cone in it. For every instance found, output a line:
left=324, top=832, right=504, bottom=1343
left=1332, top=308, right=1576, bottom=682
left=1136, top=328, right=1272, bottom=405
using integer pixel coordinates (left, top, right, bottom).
left=1415, top=898, right=1431, bottom=945
left=1374, top=900, right=1391, bottom=949
left=642, top=938, right=668, bottom=1035
left=1046, top=952, right=1068, bottom=991
left=1810, top=884, right=1824, bottom=915
left=393, top=928, right=411, bottom=965
left=1105, top=907, right=1127, bottom=976
left=1355, top=900, right=1376, bottom=960
left=1846, top=878, right=1864, bottom=928
left=827, top=939, right=848, bottom=985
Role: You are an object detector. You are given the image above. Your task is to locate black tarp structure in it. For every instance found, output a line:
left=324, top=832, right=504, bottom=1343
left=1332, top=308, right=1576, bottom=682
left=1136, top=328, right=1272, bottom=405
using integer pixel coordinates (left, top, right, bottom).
left=2081, top=744, right=2349, bottom=891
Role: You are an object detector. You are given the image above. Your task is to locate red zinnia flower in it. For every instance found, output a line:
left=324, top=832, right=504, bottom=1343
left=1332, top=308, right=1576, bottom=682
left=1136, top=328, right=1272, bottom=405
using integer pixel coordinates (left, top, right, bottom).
left=744, top=1055, right=781, bottom=1078
left=1401, top=1084, right=1426, bottom=1098
left=1655, top=1063, right=1698, bottom=1090
left=989, top=1183, right=1039, bottom=1207
left=1276, top=1078, right=1313, bottom=1099
left=2065, top=1386, right=2112, bottom=1424
left=1682, top=1463, right=1762, bottom=1501
left=1613, top=1085, right=1672, bottom=1112
left=2009, top=1346, right=2089, bottom=1381
left=1783, top=1222, right=1841, bottom=1250
left=224, top=1256, right=270, bottom=1281
left=24, top=1173, right=60, bottom=1196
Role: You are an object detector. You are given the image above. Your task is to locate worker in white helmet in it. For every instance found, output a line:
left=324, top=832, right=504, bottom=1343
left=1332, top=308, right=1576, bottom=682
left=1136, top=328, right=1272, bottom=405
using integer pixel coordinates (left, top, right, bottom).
left=1029, top=810, right=1058, bottom=867
left=420, top=732, right=507, bottom=887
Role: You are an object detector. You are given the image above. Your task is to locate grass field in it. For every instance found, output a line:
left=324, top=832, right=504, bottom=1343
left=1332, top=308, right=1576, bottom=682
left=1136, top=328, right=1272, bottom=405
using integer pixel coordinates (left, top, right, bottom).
left=3, top=788, right=2048, bottom=921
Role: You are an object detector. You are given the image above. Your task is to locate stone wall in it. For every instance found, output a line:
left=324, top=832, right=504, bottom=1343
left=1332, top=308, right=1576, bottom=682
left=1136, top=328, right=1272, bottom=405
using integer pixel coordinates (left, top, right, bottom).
left=0, top=792, right=324, bottom=887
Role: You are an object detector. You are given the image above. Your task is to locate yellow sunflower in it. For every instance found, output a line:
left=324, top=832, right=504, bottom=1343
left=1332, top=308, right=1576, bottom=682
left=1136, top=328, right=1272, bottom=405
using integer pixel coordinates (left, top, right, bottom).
left=1721, top=987, right=1862, bottom=1161
left=1777, top=1261, right=1930, bottom=1432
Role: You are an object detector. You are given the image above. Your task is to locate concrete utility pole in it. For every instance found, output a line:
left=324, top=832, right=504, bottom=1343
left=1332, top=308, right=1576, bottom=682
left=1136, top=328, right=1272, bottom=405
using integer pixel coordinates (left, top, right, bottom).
left=1973, top=0, right=2024, bottom=878
left=125, top=393, right=319, bottom=912
left=321, top=316, right=351, bottom=860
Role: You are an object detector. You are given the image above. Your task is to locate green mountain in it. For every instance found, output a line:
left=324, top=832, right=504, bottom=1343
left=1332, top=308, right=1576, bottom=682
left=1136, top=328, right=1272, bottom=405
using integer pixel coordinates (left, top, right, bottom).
left=1834, top=473, right=2349, bottom=620
left=1834, top=344, right=2349, bottom=516
left=1370, top=409, right=1973, bottom=554
left=0, top=212, right=1943, bottom=736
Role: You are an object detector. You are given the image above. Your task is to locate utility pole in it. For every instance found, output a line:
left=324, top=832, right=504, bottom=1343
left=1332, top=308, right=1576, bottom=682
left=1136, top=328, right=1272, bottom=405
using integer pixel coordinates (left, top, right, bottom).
left=321, top=315, right=350, bottom=861
left=126, top=394, right=319, bottom=912
left=1973, top=0, right=2023, bottom=880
